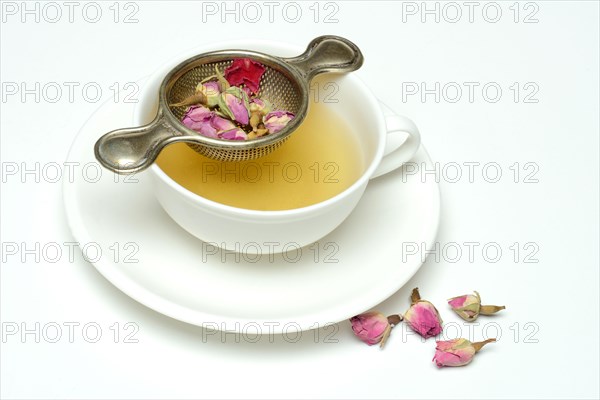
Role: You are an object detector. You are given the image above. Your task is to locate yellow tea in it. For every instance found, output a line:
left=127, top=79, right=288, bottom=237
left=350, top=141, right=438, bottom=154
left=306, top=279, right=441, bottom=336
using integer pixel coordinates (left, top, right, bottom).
left=156, top=102, right=364, bottom=211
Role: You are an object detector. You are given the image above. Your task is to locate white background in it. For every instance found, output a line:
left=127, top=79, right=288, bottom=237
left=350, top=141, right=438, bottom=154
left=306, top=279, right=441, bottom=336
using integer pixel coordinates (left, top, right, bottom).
left=1, top=1, right=599, bottom=399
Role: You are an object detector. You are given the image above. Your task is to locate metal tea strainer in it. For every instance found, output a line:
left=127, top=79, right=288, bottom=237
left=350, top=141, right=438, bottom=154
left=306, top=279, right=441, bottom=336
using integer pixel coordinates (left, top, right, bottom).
left=94, top=35, right=363, bottom=174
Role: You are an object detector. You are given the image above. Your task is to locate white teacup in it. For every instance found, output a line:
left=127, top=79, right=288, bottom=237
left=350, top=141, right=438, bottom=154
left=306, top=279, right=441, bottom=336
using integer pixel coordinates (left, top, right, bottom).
left=136, top=40, right=421, bottom=253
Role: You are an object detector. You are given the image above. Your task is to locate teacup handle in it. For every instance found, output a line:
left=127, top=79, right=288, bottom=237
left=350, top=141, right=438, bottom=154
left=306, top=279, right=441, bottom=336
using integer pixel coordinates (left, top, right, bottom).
left=371, top=111, right=421, bottom=179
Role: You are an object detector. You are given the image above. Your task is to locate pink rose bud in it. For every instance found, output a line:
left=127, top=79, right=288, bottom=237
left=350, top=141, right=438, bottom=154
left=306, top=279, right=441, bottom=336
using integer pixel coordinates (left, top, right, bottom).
left=447, top=291, right=505, bottom=322
left=182, top=105, right=218, bottom=138
left=404, top=288, right=443, bottom=339
left=218, top=87, right=250, bottom=125
left=433, top=338, right=496, bottom=368
left=264, top=110, right=295, bottom=134
left=350, top=312, right=402, bottom=349
left=197, top=81, right=221, bottom=108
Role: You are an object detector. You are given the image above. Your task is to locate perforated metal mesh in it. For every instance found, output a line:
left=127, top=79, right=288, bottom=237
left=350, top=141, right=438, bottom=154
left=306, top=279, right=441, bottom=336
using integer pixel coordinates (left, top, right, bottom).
left=165, top=57, right=304, bottom=162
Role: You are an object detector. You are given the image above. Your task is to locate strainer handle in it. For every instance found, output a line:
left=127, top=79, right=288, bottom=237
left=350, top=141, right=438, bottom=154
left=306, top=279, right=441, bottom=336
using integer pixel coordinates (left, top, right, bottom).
left=95, top=111, right=191, bottom=174
left=285, top=35, right=364, bottom=80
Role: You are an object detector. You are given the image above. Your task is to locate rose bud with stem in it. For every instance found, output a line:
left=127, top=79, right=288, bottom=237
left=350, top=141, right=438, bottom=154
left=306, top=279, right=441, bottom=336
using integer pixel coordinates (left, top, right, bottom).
left=433, top=338, right=496, bottom=368
left=403, top=287, right=443, bottom=339
left=349, top=311, right=403, bottom=349
left=447, top=291, right=505, bottom=322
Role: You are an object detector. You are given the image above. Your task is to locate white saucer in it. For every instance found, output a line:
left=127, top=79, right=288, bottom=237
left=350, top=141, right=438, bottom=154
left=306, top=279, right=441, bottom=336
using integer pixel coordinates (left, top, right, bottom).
left=63, top=96, right=440, bottom=333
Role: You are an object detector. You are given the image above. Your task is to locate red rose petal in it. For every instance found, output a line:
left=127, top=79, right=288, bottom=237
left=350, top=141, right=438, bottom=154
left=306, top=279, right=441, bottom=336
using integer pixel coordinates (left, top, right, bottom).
left=224, top=58, right=266, bottom=95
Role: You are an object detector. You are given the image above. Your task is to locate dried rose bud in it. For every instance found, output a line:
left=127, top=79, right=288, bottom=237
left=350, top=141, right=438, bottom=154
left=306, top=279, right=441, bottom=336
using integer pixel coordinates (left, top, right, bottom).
left=249, top=98, right=272, bottom=115
left=196, top=81, right=221, bottom=108
left=182, top=105, right=218, bottom=138
left=404, top=288, right=443, bottom=339
left=219, top=128, right=247, bottom=141
left=263, top=110, right=295, bottom=134
left=448, top=291, right=505, bottom=322
left=433, top=338, right=496, bottom=368
left=218, top=87, right=250, bottom=125
left=224, top=58, right=266, bottom=95
left=350, top=312, right=402, bottom=349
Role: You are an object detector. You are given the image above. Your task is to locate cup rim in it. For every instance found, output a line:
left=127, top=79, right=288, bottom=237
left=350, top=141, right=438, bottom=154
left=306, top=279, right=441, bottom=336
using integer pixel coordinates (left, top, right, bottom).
left=140, top=39, right=386, bottom=218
